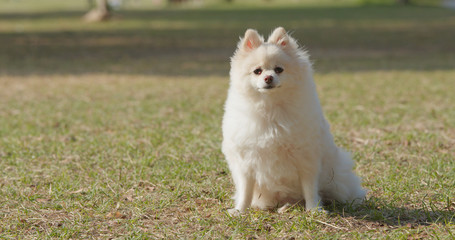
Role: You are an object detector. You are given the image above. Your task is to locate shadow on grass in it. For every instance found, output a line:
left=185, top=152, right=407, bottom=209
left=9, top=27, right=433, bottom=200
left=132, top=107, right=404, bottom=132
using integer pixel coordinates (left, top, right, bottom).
left=1, top=6, right=454, bottom=76
left=327, top=197, right=455, bottom=227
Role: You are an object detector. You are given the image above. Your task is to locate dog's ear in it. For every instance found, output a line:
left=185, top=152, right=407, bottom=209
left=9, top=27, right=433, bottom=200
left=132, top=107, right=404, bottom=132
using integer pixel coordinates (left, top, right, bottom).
left=268, top=27, right=288, bottom=46
left=240, top=29, right=263, bottom=51
left=268, top=27, right=297, bottom=49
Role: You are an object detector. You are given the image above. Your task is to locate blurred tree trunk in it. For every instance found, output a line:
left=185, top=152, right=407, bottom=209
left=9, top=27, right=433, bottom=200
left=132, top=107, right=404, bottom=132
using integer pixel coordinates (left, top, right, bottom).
left=83, top=0, right=111, bottom=22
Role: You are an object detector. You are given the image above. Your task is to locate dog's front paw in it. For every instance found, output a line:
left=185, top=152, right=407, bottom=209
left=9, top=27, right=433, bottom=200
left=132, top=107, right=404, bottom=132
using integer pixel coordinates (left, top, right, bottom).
left=277, top=203, right=292, bottom=214
left=227, top=208, right=242, bottom=216
left=308, top=206, right=328, bottom=215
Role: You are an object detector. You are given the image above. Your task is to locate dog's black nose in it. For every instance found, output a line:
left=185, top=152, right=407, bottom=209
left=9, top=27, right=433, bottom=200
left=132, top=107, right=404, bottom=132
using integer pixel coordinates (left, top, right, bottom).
left=264, top=75, right=273, bottom=84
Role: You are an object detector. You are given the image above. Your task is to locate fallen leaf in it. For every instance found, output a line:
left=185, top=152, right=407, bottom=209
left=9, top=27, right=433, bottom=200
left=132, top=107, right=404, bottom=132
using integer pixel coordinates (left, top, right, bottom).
left=139, top=226, right=149, bottom=232
left=106, top=211, right=127, bottom=219
left=145, top=186, right=156, bottom=192
left=123, top=192, right=134, bottom=202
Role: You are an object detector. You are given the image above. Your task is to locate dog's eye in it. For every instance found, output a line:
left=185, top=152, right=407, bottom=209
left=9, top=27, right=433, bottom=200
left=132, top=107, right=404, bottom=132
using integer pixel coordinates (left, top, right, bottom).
left=274, top=67, right=284, bottom=74
left=253, top=68, right=262, bottom=75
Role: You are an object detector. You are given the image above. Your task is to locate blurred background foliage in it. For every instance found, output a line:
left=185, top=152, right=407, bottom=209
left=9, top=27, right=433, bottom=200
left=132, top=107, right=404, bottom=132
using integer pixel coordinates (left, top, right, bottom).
left=0, top=0, right=453, bottom=76
left=0, top=0, right=446, bottom=13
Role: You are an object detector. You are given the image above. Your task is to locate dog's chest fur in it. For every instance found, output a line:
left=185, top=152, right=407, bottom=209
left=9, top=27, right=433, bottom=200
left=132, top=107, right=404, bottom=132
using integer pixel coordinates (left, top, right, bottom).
left=228, top=100, right=317, bottom=190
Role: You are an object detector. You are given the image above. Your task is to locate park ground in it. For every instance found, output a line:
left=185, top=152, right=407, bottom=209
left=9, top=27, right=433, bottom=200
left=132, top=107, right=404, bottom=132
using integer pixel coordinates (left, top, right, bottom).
left=0, top=0, right=454, bottom=238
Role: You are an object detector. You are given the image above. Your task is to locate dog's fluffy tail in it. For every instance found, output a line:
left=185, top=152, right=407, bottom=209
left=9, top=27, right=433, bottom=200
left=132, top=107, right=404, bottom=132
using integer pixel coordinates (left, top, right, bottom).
left=320, top=148, right=367, bottom=204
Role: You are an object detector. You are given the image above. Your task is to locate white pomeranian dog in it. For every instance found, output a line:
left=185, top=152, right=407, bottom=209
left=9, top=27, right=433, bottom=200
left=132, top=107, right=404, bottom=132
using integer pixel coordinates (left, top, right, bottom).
left=222, top=27, right=366, bottom=214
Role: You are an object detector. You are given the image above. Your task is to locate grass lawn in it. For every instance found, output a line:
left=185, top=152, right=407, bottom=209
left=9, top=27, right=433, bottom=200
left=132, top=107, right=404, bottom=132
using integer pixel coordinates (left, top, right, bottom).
left=1, top=1, right=455, bottom=238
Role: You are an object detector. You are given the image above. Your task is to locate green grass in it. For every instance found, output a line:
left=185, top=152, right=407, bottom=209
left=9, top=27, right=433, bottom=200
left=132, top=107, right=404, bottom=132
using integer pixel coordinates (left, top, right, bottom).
left=1, top=1, right=455, bottom=238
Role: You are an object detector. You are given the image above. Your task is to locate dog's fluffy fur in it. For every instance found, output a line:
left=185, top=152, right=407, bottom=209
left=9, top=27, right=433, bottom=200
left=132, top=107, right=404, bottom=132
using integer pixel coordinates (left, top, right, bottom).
left=222, top=27, right=366, bottom=213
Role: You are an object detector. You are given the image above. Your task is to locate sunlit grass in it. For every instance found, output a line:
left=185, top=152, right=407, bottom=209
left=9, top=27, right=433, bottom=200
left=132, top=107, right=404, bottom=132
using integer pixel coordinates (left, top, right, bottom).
left=0, top=1, right=454, bottom=238
left=1, top=71, right=454, bottom=238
